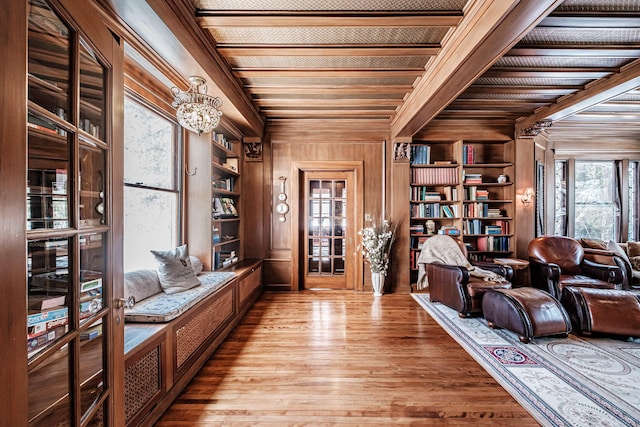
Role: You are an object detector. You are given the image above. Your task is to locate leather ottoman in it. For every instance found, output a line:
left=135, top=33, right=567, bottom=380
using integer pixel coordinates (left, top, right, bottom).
left=482, top=287, right=572, bottom=343
left=560, top=287, right=640, bottom=338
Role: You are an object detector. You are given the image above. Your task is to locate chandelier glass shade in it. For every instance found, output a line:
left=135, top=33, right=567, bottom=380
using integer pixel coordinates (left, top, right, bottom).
left=171, top=76, right=223, bottom=135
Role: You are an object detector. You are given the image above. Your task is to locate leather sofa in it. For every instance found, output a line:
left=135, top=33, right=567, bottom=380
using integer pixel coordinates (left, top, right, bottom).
left=528, top=236, right=623, bottom=300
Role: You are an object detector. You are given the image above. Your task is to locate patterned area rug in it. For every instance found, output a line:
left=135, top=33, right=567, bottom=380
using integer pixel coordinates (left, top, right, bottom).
left=412, top=293, right=640, bottom=427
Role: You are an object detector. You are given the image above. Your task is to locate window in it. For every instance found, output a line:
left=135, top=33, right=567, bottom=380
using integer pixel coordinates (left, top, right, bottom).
left=554, top=159, right=639, bottom=242
left=554, top=160, right=567, bottom=236
left=630, top=161, right=639, bottom=241
left=123, top=96, right=181, bottom=271
left=574, top=161, right=618, bottom=241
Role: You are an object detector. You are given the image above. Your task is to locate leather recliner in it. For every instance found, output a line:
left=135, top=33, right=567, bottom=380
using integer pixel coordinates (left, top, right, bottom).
left=427, top=238, right=513, bottom=318
left=528, top=236, right=623, bottom=300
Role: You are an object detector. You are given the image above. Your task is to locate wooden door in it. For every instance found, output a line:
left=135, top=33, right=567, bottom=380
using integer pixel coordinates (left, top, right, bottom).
left=302, top=171, right=355, bottom=289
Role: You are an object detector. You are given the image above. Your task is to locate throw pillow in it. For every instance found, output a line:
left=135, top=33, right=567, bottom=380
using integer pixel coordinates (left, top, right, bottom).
left=151, top=245, right=201, bottom=294
left=630, top=256, right=640, bottom=271
left=607, top=240, right=633, bottom=273
left=190, top=255, right=203, bottom=275
left=627, top=241, right=640, bottom=257
left=579, top=238, right=607, bottom=250
left=124, top=269, right=162, bottom=304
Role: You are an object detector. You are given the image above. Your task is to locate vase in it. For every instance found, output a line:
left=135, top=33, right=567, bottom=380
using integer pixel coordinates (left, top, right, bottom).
left=371, top=272, right=385, bottom=296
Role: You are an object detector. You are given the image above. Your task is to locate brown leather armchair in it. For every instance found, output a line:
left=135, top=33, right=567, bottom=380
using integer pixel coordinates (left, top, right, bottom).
left=427, top=238, right=513, bottom=318
left=528, top=236, right=623, bottom=300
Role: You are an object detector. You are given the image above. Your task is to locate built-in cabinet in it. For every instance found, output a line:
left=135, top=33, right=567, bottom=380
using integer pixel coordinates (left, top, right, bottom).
left=11, top=0, right=126, bottom=425
left=409, top=139, right=515, bottom=287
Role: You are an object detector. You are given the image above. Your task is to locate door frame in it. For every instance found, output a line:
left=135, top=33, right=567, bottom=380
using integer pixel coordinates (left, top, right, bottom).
left=290, top=161, right=363, bottom=291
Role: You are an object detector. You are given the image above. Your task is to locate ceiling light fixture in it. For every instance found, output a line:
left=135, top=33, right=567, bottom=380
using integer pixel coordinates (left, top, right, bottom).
left=171, top=76, right=222, bottom=135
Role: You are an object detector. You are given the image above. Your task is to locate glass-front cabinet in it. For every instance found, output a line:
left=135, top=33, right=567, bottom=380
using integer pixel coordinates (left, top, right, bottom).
left=25, top=0, right=119, bottom=425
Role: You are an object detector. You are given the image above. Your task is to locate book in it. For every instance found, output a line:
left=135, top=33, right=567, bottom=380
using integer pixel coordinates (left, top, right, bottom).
left=28, top=294, right=66, bottom=311
left=27, top=325, right=67, bottom=354
left=27, top=306, right=68, bottom=326
left=28, top=316, right=68, bottom=339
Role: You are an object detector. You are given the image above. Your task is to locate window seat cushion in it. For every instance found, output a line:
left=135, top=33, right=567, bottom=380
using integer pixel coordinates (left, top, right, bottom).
left=124, top=271, right=236, bottom=323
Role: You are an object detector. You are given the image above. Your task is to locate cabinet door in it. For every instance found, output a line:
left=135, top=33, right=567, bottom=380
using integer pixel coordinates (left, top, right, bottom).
left=25, top=1, right=123, bottom=425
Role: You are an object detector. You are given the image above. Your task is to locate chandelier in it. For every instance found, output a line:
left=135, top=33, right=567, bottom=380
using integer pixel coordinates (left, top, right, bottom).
left=171, top=76, right=223, bottom=135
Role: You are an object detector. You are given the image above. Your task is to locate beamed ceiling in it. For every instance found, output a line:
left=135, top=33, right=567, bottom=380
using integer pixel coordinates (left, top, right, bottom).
left=184, top=0, right=640, bottom=139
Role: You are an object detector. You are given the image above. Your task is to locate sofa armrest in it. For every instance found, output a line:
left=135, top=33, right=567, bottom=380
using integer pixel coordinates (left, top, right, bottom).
left=471, top=261, right=514, bottom=281
left=582, top=259, right=623, bottom=285
left=529, top=259, right=561, bottom=297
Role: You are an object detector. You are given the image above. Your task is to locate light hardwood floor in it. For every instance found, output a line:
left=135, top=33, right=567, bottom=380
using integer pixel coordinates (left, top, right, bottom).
left=155, top=291, right=539, bottom=426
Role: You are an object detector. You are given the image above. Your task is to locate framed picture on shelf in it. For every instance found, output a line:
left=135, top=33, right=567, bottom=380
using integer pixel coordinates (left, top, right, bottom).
left=221, top=197, right=238, bottom=217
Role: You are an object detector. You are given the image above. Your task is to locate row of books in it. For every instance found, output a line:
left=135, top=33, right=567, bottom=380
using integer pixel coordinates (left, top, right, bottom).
left=475, top=236, right=510, bottom=252
left=410, top=235, right=429, bottom=250
left=410, top=145, right=431, bottom=165
left=212, top=132, right=233, bottom=151
left=464, top=219, right=510, bottom=235
left=212, top=177, right=234, bottom=191
left=411, top=203, right=459, bottom=218
left=463, top=144, right=476, bottom=164
left=464, top=203, right=503, bottom=218
left=411, top=168, right=459, bottom=185
left=410, top=186, right=458, bottom=201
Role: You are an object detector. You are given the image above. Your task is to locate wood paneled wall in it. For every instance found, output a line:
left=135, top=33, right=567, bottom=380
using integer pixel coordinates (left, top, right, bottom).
left=258, top=121, right=391, bottom=291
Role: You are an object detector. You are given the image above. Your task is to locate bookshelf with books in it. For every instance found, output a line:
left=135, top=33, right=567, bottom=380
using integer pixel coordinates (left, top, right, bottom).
left=211, top=129, right=242, bottom=270
left=462, top=140, right=515, bottom=261
left=409, top=140, right=463, bottom=286
left=20, top=1, right=119, bottom=425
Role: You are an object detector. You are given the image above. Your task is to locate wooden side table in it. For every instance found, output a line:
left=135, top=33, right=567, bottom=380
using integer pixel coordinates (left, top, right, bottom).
left=493, top=258, right=530, bottom=288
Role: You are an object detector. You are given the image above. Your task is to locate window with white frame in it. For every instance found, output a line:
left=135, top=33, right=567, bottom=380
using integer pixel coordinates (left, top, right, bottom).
left=123, top=96, right=181, bottom=271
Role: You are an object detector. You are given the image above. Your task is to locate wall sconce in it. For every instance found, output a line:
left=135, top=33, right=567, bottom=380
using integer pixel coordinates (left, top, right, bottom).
left=521, top=187, right=535, bottom=206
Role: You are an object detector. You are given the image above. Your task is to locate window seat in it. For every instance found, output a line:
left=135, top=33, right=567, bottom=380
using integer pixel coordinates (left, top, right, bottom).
left=122, top=260, right=263, bottom=427
left=124, top=270, right=235, bottom=322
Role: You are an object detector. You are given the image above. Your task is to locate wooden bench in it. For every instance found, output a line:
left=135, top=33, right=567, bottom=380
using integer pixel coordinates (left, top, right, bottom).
left=123, top=260, right=262, bottom=426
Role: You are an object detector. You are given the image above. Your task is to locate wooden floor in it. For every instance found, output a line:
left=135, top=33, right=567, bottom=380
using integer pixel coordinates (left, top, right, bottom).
left=155, top=291, right=539, bottom=426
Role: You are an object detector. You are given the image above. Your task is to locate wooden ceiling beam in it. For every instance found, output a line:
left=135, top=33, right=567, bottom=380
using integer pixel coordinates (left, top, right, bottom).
left=254, top=99, right=402, bottom=107
left=541, top=16, right=640, bottom=28
left=482, top=69, right=612, bottom=79
left=517, top=58, right=640, bottom=130
left=508, top=46, right=640, bottom=57
left=247, top=85, right=414, bottom=95
left=217, top=45, right=440, bottom=57
left=197, top=13, right=462, bottom=28
left=392, top=0, right=564, bottom=138
left=235, top=69, right=424, bottom=78
left=463, top=85, right=580, bottom=95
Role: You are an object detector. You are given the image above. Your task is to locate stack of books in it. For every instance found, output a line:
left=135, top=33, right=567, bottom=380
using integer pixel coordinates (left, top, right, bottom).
left=464, top=173, right=482, bottom=184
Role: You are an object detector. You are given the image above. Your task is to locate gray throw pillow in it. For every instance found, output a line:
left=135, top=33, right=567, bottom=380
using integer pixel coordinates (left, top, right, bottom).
left=190, top=255, right=203, bottom=275
left=151, top=245, right=201, bottom=294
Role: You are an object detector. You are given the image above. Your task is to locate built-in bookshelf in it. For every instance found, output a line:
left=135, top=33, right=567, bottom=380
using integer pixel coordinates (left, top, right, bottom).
left=409, top=139, right=514, bottom=286
left=211, top=130, right=241, bottom=270
left=462, top=140, right=514, bottom=261
left=24, top=0, right=116, bottom=424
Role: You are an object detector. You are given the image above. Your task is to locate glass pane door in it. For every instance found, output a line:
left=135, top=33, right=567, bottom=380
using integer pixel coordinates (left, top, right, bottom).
left=304, top=172, right=352, bottom=289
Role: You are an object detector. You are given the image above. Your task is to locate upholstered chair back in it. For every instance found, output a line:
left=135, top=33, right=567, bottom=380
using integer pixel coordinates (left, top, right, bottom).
left=528, top=236, right=585, bottom=275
